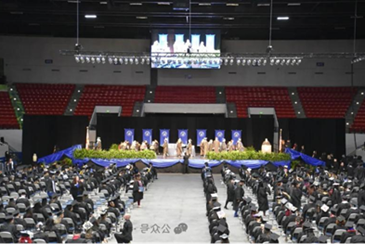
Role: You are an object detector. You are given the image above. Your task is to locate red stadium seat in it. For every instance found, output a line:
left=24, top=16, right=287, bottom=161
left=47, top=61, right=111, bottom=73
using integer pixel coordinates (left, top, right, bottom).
left=154, top=86, right=216, bottom=104
left=0, top=92, right=19, bottom=129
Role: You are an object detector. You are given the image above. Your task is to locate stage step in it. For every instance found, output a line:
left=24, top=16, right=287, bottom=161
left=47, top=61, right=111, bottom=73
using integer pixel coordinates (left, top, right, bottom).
left=345, top=88, right=365, bottom=132
left=288, top=87, right=306, bottom=118
left=226, top=103, right=237, bottom=118
left=216, top=87, right=226, bottom=103
left=7, top=85, right=24, bottom=128
left=64, top=84, right=84, bottom=116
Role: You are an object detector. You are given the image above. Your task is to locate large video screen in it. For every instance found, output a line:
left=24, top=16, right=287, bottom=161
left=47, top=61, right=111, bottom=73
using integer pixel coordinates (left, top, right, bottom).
left=151, top=29, right=221, bottom=69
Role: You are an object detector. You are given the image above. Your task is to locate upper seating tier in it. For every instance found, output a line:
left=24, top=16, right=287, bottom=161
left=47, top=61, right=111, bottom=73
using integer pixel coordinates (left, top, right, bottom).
left=0, top=92, right=18, bottom=129
left=154, top=86, right=216, bottom=104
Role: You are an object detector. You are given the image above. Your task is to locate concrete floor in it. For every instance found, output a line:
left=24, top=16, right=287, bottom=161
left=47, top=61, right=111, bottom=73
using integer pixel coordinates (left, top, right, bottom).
left=107, top=173, right=249, bottom=243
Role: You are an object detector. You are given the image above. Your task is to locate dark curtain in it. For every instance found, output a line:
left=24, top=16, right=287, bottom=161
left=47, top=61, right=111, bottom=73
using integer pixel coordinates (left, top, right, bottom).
left=22, top=115, right=89, bottom=163
left=279, top=118, right=345, bottom=158
left=97, top=116, right=274, bottom=151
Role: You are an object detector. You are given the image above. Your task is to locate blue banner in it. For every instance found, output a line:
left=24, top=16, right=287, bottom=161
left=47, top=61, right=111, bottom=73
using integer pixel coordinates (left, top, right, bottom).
left=124, top=129, right=134, bottom=144
left=197, top=129, right=207, bottom=146
left=232, top=130, right=242, bottom=144
left=143, top=129, right=153, bottom=144
left=285, top=148, right=325, bottom=167
left=160, top=129, right=170, bottom=144
left=178, top=129, right=188, bottom=144
left=215, top=130, right=225, bottom=142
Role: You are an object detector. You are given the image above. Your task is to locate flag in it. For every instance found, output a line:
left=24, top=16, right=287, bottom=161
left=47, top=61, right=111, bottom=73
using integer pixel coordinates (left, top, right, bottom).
left=215, top=130, right=225, bottom=142
left=124, top=129, right=134, bottom=144
left=197, top=129, right=206, bottom=146
left=232, top=130, right=242, bottom=145
left=160, top=129, right=170, bottom=144
left=178, top=129, right=188, bottom=144
left=143, top=129, right=153, bottom=144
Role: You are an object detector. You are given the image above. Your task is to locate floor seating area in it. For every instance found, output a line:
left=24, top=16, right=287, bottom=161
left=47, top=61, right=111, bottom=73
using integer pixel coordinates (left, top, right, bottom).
left=0, top=92, right=18, bottom=129
left=298, top=87, right=356, bottom=118
left=154, top=86, right=216, bottom=103
left=225, top=87, right=296, bottom=118
left=74, top=85, right=146, bottom=117
left=16, top=83, right=75, bottom=115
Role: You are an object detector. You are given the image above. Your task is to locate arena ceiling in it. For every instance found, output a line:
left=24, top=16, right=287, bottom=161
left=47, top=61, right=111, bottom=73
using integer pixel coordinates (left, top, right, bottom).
left=0, top=0, right=364, bottom=40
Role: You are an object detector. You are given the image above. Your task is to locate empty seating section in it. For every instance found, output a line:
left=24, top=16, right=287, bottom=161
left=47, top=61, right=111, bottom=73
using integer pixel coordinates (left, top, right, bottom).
left=154, top=86, right=216, bottom=103
left=74, top=85, right=145, bottom=117
left=352, top=102, right=365, bottom=132
left=16, top=83, right=75, bottom=115
left=225, top=87, right=295, bottom=118
left=0, top=92, right=18, bottom=129
left=298, top=87, right=356, bottom=118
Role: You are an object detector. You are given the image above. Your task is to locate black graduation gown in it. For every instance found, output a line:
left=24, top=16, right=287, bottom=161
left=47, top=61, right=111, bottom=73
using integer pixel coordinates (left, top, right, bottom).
left=341, top=230, right=356, bottom=243
left=331, top=188, right=342, bottom=205
left=291, top=188, right=302, bottom=209
left=350, top=235, right=365, bottom=243
left=226, top=182, right=235, bottom=201
left=133, top=180, right=144, bottom=203
left=233, top=186, right=244, bottom=211
left=358, top=189, right=365, bottom=207
left=115, top=219, right=133, bottom=243
left=257, top=186, right=269, bottom=212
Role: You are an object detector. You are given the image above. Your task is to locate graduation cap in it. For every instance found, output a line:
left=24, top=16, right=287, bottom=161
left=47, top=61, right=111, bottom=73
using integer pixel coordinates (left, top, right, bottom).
left=213, top=202, right=221, bottom=210
left=265, top=162, right=277, bottom=172
left=4, top=214, right=13, bottom=221
left=337, top=215, right=345, bottom=222
left=360, top=205, right=365, bottom=212
left=219, top=233, right=229, bottom=240
left=321, top=204, right=329, bottom=213
left=281, top=198, right=288, bottom=205
left=250, top=205, right=258, bottom=211
left=19, top=231, right=30, bottom=237
left=83, top=191, right=91, bottom=196
left=358, top=226, right=365, bottom=236
left=333, top=182, right=340, bottom=186
left=303, top=221, right=311, bottom=229
left=264, top=223, right=272, bottom=230
left=217, top=224, right=227, bottom=233
left=83, top=221, right=93, bottom=231
left=276, top=177, right=283, bottom=183
left=240, top=179, right=245, bottom=183
left=316, top=200, right=323, bottom=207
left=211, top=193, right=218, bottom=200
left=318, top=235, right=328, bottom=243
left=345, top=222, right=354, bottom=229
left=309, top=196, right=316, bottom=203
left=242, top=196, right=252, bottom=203
left=51, top=193, right=60, bottom=199
left=350, top=198, right=357, bottom=206
left=269, top=232, right=280, bottom=242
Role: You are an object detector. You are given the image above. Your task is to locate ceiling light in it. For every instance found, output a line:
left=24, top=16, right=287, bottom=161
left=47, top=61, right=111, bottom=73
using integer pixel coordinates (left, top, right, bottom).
left=101, top=57, right=106, bottom=64
left=199, top=3, right=211, bottom=6
left=361, top=92, right=364, bottom=95
left=80, top=57, right=85, bottom=63
left=67, top=0, right=80, bottom=3
left=247, top=59, right=251, bottom=66
left=119, top=58, right=123, bottom=64
left=125, top=58, right=129, bottom=65
left=96, top=57, right=101, bottom=63
left=136, top=16, right=148, bottom=19
left=146, top=58, right=150, bottom=65
left=298, top=111, right=301, bottom=114
left=236, top=59, right=241, bottom=65
left=288, top=3, right=301, bottom=6
left=108, top=57, right=113, bottom=64
left=242, top=59, right=246, bottom=66
left=10, top=11, right=23, bottom=15
left=114, top=58, right=118, bottom=64
left=226, top=3, right=239, bottom=6
left=130, top=58, right=134, bottom=64
left=75, top=56, right=80, bottom=63
left=223, top=17, right=235, bottom=20
left=277, top=16, right=289, bottom=20
left=91, top=57, right=95, bottom=64
left=157, top=2, right=170, bottom=5
left=135, top=58, right=139, bottom=65
left=85, top=57, right=90, bottom=63
left=257, top=3, right=270, bottom=7
left=130, top=2, right=142, bottom=5
left=100, top=1, right=108, bottom=4
left=85, top=15, right=97, bottom=19
left=270, top=59, right=275, bottom=65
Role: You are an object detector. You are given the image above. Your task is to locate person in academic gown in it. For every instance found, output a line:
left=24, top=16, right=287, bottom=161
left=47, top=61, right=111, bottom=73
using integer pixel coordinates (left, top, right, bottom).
left=358, top=183, right=365, bottom=207
left=236, top=139, right=244, bottom=152
left=220, top=139, right=227, bottom=152
left=176, top=138, right=183, bottom=158
left=133, top=174, right=144, bottom=207
left=341, top=222, right=357, bottom=243
left=233, top=180, right=245, bottom=217
left=227, top=140, right=234, bottom=152
left=257, top=181, right=270, bottom=216
left=115, top=214, right=133, bottom=243
left=203, top=138, right=209, bottom=157
left=186, top=139, right=193, bottom=157
left=213, top=137, right=220, bottom=153
left=95, top=137, right=102, bottom=150
left=291, top=181, right=303, bottom=210
left=162, top=138, right=168, bottom=158
left=224, top=179, right=235, bottom=210
left=200, top=139, right=205, bottom=157
left=208, top=139, right=214, bottom=152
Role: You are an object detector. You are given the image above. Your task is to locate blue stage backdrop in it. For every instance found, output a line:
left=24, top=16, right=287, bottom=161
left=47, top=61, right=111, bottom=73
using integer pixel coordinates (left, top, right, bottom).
left=215, top=130, right=225, bottom=142
left=160, top=129, right=170, bottom=143
left=124, top=129, right=134, bottom=143
left=178, top=129, right=188, bottom=144
left=197, top=129, right=207, bottom=146
left=232, top=130, right=242, bottom=144
left=143, top=129, right=153, bottom=144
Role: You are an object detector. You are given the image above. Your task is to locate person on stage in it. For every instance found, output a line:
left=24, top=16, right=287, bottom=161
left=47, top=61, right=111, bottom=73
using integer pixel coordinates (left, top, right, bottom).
left=133, top=174, right=144, bottom=208
left=140, top=141, right=147, bottom=151
left=227, top=140, right=234, bottom=152
left=208, top=139, right=214, bottom=152
left=176, top=138, right=183, bottom=158
left=203, top=138, right=209, bottom=157
left=95, top=137, right=102, bottom=151
left=187, top=139, right=193, bottom=157
left=221, top=139, right=227, bottom=152
left=200, top=138, right=206, bottom=157
left=162, top=138, right=168, bottom=158
left=213, top=137, right=220, bottom=153
left=236, top=139, right=244, bottom=152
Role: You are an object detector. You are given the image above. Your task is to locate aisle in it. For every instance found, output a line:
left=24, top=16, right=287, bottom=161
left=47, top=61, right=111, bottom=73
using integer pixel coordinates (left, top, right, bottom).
left=128, top=173, right=211, bottom=243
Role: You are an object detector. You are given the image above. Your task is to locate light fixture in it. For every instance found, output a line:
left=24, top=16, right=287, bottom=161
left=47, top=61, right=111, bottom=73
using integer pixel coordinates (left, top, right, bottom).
left=226, top=3, right=239, bottom=6
left=361, top=92, right=364, bottom=95
left=85, top=57, right=90, bottom=63
left=129, top=58, right=134, bottom=64
left=136, top=16, right=148, bottom=19
left=101, top=57, right=106, bottom=64
left=85, top=15, right=97, bottom=19
left=96, top=57, right=101, bottom=63
left=100, top=1, right=108, bottom=4
left=298, top=111, right=301, bottom=114
left=130, top=2, right=142, bottom=5
left=80, top=56, right=85, bottom=63
left=119, top=58, right=123, bottom=64
left=288, top=3, right=301, bottom=6
left=257, top=3, right=270, bottom=7
left=236, top=59, right=241, bottom=65
left=247, top=59, right=251, bottom=66
left=229, top=59, right=234, bottom=65
left=277, top=16, right=289, bottom=20
left=108, top=57, right=113, bottom=64
left=199, top=3, right=211, bottom=6
left=113, top=58, right=118, bottom=64
left=157, top=2, right=170, bottom=5
left=75, top=56, right=80, bottom=63
left=294, top=101, right=297, bottom=104
left=242, top=59, right=246, bottom=66
left=124, top=58, right=129, bottom=65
